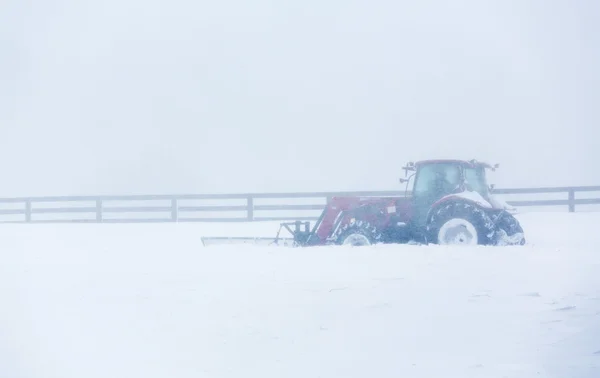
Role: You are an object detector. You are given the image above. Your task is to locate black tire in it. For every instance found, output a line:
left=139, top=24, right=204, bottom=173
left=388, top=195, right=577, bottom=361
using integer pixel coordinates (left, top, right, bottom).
left=331, top=219, right=382, bottom=246
left=426, top=201, right=496, bottom=245
left=493, top=211, right=526, bottom=245
left=495, top=211, right=523, bottom=235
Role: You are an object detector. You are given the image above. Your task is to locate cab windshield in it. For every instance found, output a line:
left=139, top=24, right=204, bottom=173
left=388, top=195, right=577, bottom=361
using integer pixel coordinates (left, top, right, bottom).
left=463, top=166, right=489, bottom=197
left=411, top=162, right=491, bottom=200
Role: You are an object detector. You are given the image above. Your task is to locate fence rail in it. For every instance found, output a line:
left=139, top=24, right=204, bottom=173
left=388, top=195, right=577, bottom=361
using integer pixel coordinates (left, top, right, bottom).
left=0, top=186, right=599, bottom=224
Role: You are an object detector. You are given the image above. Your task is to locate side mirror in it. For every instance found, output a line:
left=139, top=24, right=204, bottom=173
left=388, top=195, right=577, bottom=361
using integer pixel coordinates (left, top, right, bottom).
left=489, top=184, right=495, bottom=191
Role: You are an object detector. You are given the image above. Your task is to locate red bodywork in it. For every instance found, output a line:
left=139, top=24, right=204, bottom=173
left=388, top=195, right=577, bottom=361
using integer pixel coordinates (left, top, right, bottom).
left=313, top=195, right=414, bottom=242
left=283, top=159, right=500, bottom=246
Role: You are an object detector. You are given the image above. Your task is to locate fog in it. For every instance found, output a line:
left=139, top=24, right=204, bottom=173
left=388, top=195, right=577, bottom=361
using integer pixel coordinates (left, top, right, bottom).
left=1, top=0, right=598, bottom=197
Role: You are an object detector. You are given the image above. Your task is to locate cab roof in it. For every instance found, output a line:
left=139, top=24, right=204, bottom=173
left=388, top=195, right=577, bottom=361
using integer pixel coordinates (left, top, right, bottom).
left=414, top=159, right=496, bottom=169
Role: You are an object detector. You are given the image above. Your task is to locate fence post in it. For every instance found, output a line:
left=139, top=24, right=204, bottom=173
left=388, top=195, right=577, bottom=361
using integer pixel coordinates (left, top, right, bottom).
left=247, top=196, right=254, bottom=221
left=96, top=200, right=102, bottom=222
left=171, top=198, right=178, bottom=221
left=25, top=200, right=31, bottom=222
left=568, top=188, right=575, bottom=212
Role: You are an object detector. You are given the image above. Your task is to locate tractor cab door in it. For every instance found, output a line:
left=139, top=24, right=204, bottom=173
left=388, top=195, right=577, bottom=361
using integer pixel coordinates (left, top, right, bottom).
left=411, top=163, right=462, bottom=227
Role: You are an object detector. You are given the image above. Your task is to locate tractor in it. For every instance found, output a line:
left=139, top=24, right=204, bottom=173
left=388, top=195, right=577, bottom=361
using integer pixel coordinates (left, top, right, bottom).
left=201, top=159, right=525, bottom=247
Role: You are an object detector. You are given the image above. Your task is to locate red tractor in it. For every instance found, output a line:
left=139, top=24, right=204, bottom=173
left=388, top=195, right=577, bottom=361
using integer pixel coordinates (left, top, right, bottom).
left=270, top=159, right=525, bottom=247
left=201, top=159, right=525, bottom=247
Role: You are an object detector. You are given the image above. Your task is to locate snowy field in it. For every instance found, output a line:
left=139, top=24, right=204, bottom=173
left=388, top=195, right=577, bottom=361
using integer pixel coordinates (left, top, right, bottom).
left=1, top=211, right=600, bottom=378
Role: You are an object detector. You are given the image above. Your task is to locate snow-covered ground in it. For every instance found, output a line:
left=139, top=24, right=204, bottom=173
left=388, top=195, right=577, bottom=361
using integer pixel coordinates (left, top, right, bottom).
left=1, top=211, right=600, bottom=378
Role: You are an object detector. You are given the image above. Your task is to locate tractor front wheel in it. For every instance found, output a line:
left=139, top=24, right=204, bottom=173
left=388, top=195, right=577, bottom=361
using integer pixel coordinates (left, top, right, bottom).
left=332, top=220, right=382, bottom=246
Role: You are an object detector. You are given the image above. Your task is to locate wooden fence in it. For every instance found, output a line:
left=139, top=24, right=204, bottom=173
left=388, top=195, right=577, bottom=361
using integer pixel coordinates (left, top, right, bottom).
left=0, top=186, right=599, bottom=224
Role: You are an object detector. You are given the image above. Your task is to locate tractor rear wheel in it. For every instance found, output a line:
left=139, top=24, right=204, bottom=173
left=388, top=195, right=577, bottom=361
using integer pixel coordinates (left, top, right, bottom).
left=332, top=219, right=382, bottom=246
left=426, top=202, right=495, bottom=246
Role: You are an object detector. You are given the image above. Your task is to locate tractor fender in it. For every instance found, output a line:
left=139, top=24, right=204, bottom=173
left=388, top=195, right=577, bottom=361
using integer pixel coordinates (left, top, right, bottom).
left=425, top=192, right=493, bottom=225
left=432, top=190, right=493, bottom=210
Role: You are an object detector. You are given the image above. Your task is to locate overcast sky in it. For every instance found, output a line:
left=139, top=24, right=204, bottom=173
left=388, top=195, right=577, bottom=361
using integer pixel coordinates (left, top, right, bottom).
left=1, top=0, right=598, bottom=196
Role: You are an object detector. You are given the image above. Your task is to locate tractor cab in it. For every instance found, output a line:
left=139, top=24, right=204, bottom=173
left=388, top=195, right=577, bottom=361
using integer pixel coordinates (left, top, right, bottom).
left=400, top=159, right=498, bottom=227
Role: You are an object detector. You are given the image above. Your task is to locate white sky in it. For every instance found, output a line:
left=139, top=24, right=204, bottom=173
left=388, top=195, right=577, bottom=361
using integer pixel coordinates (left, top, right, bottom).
left=1, top=0, right=598, bottom=196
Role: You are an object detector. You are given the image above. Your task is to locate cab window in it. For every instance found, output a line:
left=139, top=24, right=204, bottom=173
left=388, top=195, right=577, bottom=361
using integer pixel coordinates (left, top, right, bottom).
left=414, top=163, right=460, bottom=198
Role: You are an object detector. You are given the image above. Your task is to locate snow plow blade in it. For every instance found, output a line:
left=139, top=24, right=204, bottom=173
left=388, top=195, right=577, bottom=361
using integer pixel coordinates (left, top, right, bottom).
left=200, top=221, right=315, bottom=247
left=200, top=236, right=295, bottom=247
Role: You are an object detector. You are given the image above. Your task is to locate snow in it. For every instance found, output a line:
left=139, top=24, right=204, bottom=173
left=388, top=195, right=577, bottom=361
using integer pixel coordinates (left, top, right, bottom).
left=1, top=212, right=600, bottom=377
left=442, top=189, right=493, bottom=208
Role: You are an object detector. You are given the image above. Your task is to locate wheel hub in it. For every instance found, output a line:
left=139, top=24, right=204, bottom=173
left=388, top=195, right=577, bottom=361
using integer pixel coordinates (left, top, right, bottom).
left=438, top=219, right=478, bottom=245
left=342, top=233, right=371, bottom=246
left=448, top=227, right=473, bottom=244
